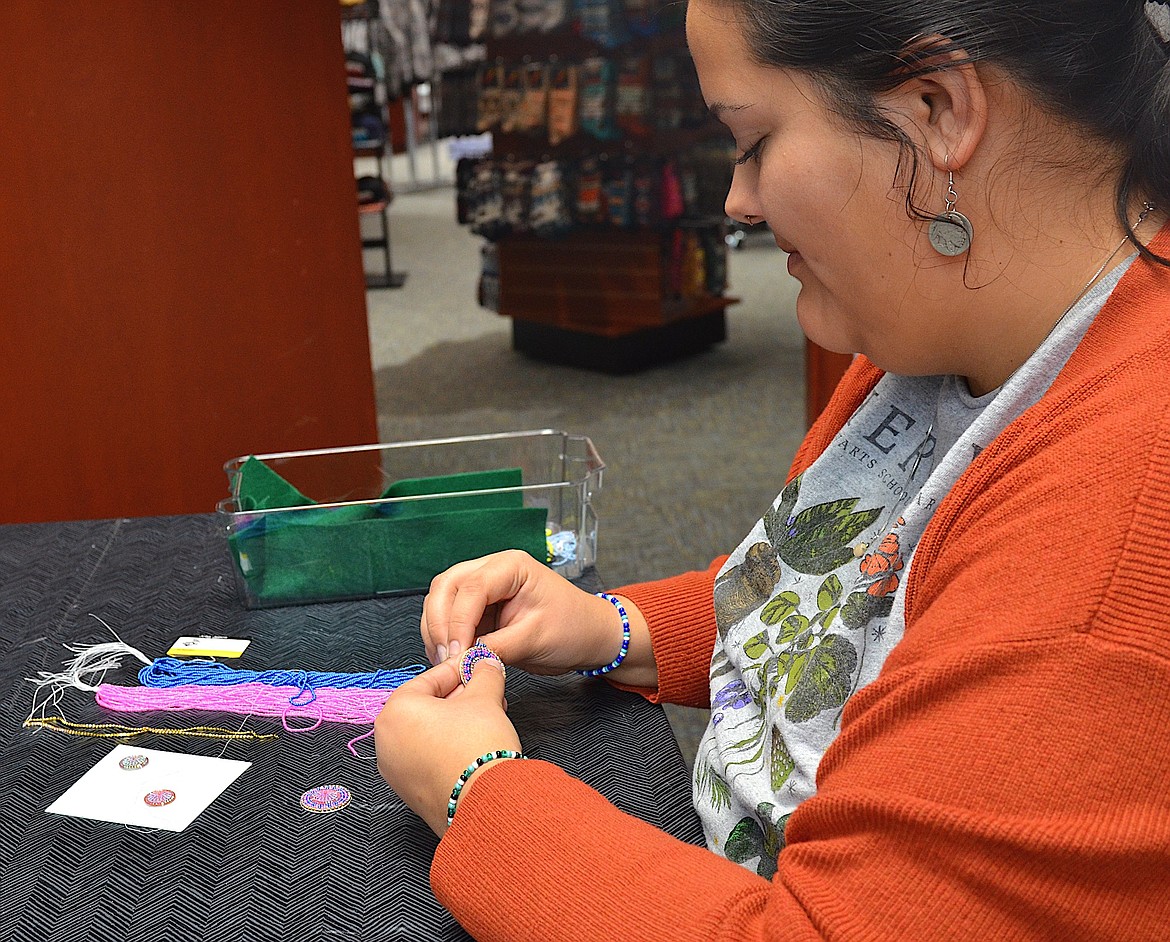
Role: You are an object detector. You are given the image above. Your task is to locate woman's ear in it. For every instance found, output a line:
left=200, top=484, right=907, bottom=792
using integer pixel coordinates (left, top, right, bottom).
left=877, top=38, right=988, bottom=172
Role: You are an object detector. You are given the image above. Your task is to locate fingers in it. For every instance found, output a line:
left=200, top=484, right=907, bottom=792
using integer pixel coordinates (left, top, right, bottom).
left=421, top=551, right=533, bottom=665
left=396, top=658, right=462, bottom=702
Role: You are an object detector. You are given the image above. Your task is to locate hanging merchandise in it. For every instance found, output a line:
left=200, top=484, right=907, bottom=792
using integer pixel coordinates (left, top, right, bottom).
left=343, top=0, right=434, bottom=101
left=546, top=61, right=580, bottom=145
left=680, top=230, right=708, bottom=298
left=490, top=0, right=521, bottom=37
left=615, top=52, right=652, bottom=137
left=659, top=160, right=685, bottom=221
left=529, top=160, right=574, bottom=237
left=476, top=61, right=505, bottom=132
left=517, top=0, right=548, bottom=34
left=573, top=0, right=629, bottom=48
left=578, top=56, right=619, bottom=141
left=650, top=52, right=691, bottom=131
left=700, top=227, right=729, bottom=295
left=469, top=0, right=491, bottom=40
left=469, top=159, right=508, bottom=238
left=666, top=228, right=685, bottom=296
left=498, top=64, right=528, bottom=132
left=632, top=160, right=660, bottom=229
left=575, top=156, right=605, bottom=224
left=500, top=160, right=535, bottom=234
left=681, top=141, right=736, bottom=217
left=623, top=0, right=660, bottom=38
left=478, top=242, right=501, bottom=311
left=456, top=156, right=480, bottom=223
left=514, top=61, right=550, bottom=134
left=445, top=0, right=739, bottom=363
left=603, top=159, right=635, bottom=229
left=538, top=0, right=570, bottom=33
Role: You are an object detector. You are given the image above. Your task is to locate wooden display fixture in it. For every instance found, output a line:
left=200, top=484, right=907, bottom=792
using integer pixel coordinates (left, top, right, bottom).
left=497, top=229, right=737, bottom=370
left=475, top=19, right=735, bottom=371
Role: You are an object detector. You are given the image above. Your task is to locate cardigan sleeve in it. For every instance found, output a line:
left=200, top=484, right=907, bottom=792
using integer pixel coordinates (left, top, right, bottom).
left=431, top=634, right=1170, bottom=942
left=604, top=556, right=727, bottom=708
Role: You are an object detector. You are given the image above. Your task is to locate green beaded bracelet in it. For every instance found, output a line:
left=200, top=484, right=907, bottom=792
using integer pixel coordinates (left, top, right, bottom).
left=446, top=750, right=526, bottom=827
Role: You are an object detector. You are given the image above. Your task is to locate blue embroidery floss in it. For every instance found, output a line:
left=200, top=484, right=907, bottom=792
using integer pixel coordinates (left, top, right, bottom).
left=138, top=657, right=425, bottom=697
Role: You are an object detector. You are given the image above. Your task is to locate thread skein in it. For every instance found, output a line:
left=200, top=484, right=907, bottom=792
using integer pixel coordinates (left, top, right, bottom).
left=138, top=657, right=426, bottom=703
left=95, top=683, right=398, bottom=756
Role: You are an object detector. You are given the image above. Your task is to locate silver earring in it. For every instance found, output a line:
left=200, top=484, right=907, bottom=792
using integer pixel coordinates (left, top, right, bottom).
left=928, top=163, right=973, bottom=256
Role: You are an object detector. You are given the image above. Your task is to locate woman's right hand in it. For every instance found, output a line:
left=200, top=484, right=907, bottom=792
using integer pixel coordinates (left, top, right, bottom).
left=420, top=550, right=657, bottom=686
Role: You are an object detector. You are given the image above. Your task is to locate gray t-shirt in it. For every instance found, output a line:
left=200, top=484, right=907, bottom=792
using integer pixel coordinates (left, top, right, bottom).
left=694, top=259, right=1133, bottom=877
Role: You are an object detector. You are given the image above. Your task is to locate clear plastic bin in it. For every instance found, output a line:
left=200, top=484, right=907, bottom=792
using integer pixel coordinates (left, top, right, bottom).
left=216, top=430, right=604, bottom=608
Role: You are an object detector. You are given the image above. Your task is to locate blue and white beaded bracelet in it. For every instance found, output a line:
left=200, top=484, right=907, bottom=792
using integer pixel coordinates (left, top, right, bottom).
left=577, top=592, right=631, bottom=677
left=446, top=750, right=526, bottom=827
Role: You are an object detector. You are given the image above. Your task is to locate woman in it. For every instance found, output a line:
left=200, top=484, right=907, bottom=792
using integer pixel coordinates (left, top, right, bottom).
left=377, top=1, right=1170, bottom=937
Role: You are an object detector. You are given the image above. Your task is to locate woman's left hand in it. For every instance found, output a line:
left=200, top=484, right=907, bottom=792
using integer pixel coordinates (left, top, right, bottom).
left=376, top=653, right=521, bottom=836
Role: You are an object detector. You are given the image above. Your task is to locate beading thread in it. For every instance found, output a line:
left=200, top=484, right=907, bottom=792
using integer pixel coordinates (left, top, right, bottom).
left=446, top=750, right=526, bottom=827
left=577, top=592, right=631, bottom=676
left=139, top=657, right=425, bottom=703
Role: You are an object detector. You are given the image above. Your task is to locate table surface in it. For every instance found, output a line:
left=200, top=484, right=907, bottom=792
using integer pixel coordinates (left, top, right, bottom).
left=0, top=515, right=702, bottom=941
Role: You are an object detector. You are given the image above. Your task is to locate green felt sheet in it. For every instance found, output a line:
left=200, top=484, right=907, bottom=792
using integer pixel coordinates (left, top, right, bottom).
left=230, top=507, right=548, bottom=604
left=236, top=456, right=312, bottom=510
left=227, top=459, right=547, bottom=605
left=379, top=468, right=524, bottom=516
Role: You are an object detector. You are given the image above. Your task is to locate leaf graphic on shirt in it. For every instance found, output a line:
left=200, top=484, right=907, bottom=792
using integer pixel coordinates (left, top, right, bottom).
left=698, top=763, right=732, bottom=811
left=725, top=816, right=780, bottom=879
left=762, top=476, right=802, bottom=548
left=817, top=574, right=843, bottom=610
left=776, top=613, right=810, bottom=647
left=743, top=629, right=770, bottom=659
left=778, top=650, right=810, bottom=694
left=778, top=499, right=883, bottom=575
left=784, top=634, right=859, bottom=723
left=760, top=591, right=801, bottom=626
left=840, top=590, right=894, bottom=630
left=756, top=802, right=789, bottom=857
left=770, top=729, right=794, bottom=790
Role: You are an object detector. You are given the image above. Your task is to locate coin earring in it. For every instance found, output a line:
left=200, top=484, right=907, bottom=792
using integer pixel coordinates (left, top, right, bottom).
left=928, top=159, right=974, bottom=257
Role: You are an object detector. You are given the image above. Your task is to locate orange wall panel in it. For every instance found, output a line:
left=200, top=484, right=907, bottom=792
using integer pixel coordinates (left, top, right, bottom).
left=0, top=1, right=377, bottom=523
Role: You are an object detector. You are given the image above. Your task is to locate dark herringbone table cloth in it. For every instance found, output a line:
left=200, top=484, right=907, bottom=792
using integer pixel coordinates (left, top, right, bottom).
left=0, top=515, right=703, bottom=941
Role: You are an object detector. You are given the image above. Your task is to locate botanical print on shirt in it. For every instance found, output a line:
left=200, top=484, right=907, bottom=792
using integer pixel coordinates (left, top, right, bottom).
left=692, top=260, right=1128, bottom=877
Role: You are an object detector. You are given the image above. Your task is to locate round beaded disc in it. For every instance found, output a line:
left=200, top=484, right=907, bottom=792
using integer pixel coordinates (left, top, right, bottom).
left=119, top=754, right=150, bottom=771
left=459, top=642, right=505, bottom=686
left=300, top=785, right=352, bottom=814
left=143, top=789, right=176, bottom=807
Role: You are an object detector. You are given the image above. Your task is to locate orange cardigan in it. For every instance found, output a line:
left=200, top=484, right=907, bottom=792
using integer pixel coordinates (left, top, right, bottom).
left=432, top=227, right=1170, bottom=940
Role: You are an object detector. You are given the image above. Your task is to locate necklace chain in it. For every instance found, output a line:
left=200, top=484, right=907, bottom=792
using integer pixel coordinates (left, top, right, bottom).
left=1053, top=201, right=1157, bottom=332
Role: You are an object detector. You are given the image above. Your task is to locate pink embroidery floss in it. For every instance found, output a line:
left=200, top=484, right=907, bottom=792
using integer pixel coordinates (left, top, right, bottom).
left=95, top=684, right=394, bottom=756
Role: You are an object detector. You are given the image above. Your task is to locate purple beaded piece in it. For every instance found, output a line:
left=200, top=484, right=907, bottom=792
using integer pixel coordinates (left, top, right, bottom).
left=300, top=784, right=352, bottom=814
left=459, top=642, right=504, bottom=686
left=118, top=754, right=150, bottom=771
left=143, top=789, right=176, bottom=807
